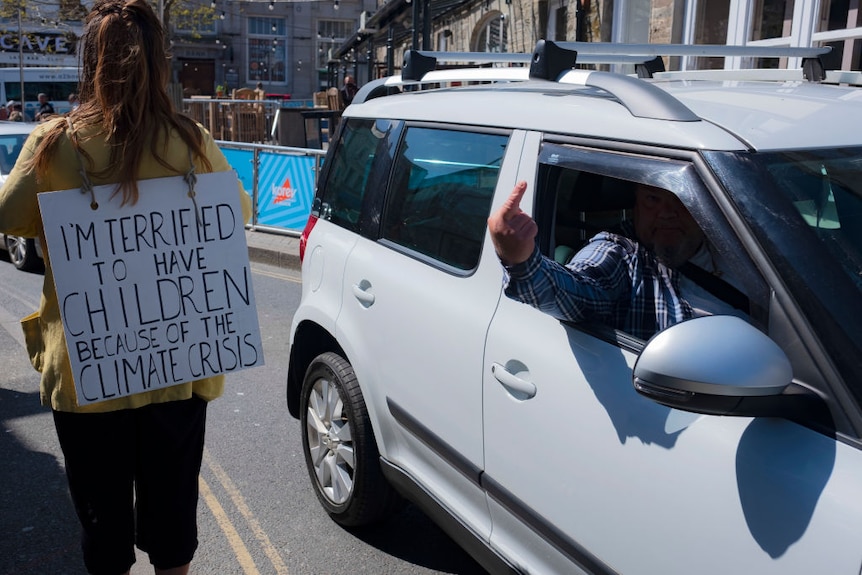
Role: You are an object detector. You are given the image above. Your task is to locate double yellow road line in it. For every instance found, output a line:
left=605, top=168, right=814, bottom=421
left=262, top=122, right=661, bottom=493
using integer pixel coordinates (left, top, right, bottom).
left=200, top=449, right=290, bottom=575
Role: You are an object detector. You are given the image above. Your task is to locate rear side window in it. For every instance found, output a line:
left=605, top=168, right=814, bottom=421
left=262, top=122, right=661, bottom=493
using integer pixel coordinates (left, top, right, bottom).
left=319, top=118, right=398, bottom=233
left=382, top=127, right=509, bottom=271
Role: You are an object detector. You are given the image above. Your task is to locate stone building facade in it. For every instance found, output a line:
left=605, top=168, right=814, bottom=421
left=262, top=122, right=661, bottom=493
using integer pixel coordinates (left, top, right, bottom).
left=337, top=0, right=861, bottom=87
left=0, top=0, right=858, bottom=100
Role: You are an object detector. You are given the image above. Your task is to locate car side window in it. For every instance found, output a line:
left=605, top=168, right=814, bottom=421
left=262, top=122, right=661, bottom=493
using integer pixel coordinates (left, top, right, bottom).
left=318, top=118, right=397, bottom=233
left=381, top=126, right=509, bottom=271
left=0, top=135, right=26, bottom=175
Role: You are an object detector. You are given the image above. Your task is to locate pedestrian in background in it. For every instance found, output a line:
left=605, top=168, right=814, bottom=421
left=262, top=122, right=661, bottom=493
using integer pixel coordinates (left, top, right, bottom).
left=0, top=1, right=252, bottom=574
left=6, top=100, right=23, bottom=122
left=340, top=74, right=358, bottom=108
left=35, top=92, right=55, bottom=121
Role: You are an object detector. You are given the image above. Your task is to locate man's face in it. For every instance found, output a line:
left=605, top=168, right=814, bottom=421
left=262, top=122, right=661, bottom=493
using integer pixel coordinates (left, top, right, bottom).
left=633, top=185, right=704, bottom=267
left=38, top=94, right=47, bottom=103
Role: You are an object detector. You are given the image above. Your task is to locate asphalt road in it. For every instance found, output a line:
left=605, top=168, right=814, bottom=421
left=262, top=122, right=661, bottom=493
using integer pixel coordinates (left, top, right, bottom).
left=0, top=254, right=488, bottom=575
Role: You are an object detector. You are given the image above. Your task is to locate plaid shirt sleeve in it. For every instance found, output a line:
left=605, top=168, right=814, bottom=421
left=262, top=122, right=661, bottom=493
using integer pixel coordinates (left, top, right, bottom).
left=503, top=234, right=635, bottom=326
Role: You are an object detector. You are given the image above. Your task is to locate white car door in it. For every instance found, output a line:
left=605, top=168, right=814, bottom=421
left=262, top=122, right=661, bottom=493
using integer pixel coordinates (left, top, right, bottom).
left=484, top=302, right=862, bottom=574
left=481, top=141, right=862, bottom=574
left=336, top=127, right=526, bottom=543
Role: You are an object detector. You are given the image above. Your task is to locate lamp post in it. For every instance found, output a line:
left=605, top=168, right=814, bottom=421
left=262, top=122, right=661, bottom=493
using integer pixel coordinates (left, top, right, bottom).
left=18, top=6, right=24, bottom=110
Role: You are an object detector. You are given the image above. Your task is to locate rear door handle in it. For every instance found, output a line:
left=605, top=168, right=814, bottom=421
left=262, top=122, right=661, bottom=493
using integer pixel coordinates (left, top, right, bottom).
left=491, top=363, right=537, bottom=399
left=352, top=282, right=375, bottom=307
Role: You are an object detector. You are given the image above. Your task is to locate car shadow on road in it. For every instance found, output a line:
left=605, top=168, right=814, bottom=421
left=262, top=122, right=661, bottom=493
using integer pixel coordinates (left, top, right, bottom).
left=0, top=247, right=45, bottom=275
left=348, top=502, right=489, bottom=574
left=0, top=387, right=83, bottom=575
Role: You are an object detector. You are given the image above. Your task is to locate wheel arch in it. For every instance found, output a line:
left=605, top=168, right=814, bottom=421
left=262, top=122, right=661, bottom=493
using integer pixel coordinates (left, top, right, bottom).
left=287, top=320, right=347, bottom=418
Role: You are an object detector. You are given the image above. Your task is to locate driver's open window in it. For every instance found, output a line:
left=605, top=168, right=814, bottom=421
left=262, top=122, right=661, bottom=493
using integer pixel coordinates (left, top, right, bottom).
left=536, top=142, right=770, bottom=334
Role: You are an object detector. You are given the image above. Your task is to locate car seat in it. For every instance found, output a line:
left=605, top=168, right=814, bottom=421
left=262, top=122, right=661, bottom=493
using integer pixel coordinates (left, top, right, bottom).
left=553, top=170, right=635, bottom=264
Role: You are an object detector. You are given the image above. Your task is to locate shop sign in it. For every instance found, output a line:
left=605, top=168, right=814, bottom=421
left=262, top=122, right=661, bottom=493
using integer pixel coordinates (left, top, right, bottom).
left=0, top=32, right=76, bottom=54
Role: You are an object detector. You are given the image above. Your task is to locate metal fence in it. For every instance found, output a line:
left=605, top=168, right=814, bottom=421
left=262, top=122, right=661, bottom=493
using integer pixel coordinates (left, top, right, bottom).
left=217, top=140, right=325, bottom=237
left=185, top=98, right=285, bottom=144
left=185, top=98, right=340, bottom=150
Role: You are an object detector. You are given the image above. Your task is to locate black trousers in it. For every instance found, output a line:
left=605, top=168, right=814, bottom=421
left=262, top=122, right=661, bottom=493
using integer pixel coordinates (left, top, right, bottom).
left=53, top=395, right=208, bottom=575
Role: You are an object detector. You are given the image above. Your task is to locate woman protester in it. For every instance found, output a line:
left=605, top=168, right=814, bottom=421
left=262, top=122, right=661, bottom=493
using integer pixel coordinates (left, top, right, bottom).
left=0, top=1, right=252, bottom=574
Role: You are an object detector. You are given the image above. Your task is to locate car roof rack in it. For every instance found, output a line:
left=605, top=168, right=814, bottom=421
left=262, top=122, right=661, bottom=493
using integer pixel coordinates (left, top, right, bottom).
left=400, top=40, right=831, bottom=81
left=352, top=40, right=839, bottom=122
left=652, top=67, right=862, bottom=86
left=552, top=41, right=831, bottom=81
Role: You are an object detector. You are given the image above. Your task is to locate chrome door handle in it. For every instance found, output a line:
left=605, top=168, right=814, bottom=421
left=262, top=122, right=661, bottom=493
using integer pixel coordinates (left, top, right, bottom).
left=491, top=363, right=537, bottom=399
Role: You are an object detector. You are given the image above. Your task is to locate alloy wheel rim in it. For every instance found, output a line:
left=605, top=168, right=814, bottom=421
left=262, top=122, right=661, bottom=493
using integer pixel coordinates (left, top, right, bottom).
left=7, top=237, right=26, bottom=266
left=306, top=377, right=355, bottom=505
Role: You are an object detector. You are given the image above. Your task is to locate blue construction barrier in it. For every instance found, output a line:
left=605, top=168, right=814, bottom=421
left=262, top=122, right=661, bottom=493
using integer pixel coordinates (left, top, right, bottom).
left=219, top=141, right=326, bottom=236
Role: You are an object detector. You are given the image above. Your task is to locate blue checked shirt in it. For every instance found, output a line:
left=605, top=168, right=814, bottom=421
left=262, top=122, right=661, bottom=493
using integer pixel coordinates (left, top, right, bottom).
left=503, top=229, right=694, bottom=340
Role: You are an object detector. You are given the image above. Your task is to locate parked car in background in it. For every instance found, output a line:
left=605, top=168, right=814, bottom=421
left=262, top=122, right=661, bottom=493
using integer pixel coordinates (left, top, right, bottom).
left=286, top=41, right=862, bottom=574
left=0, top=120, right=41, bottom=271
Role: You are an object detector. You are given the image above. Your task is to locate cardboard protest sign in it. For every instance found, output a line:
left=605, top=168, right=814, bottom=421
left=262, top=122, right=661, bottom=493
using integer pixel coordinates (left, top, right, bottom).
left=38, top=171, right=264, bottom=406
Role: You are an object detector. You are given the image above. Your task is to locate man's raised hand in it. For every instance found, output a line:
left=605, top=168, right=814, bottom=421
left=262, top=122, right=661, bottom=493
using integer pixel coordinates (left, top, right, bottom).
left=488, top=181, right=538, bottom=266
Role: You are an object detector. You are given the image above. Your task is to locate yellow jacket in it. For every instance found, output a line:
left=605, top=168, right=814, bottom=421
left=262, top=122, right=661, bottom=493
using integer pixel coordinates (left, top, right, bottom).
left=0, top=118, right=253, bottom=413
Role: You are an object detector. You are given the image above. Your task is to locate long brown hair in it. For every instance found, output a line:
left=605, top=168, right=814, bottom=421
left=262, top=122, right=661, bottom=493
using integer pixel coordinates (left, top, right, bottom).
left=27, top=0, right=212, bottom=204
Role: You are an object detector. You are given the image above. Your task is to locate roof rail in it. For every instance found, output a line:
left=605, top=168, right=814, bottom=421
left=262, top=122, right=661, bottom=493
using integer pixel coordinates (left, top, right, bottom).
left=554, top=68, right=700, bottom=121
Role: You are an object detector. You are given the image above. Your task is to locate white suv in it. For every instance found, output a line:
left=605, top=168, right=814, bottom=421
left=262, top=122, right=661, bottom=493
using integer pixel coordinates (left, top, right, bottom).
left=286, top=41, right=862, bottom=574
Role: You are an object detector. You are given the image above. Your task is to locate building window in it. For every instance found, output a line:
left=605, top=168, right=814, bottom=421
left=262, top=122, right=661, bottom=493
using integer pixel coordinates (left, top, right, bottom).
left=818, top=0, right=862, bottom=70
left=248, top=17, right=286, bottom=84
left=317, top=20, right=353, bottom=70
left=473, top=11, right=508, bottom=52
left=693, top=0, right=730, bottom=69
left=751, top=0, right=794, bottom=40
left=539, top=0, right=568, bottom=41
left=436, top=29, right=453, bottom=51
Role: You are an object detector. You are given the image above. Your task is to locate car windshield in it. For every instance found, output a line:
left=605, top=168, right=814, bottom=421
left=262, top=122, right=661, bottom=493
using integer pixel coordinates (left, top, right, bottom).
left=704, top=147, right=862, bottom=401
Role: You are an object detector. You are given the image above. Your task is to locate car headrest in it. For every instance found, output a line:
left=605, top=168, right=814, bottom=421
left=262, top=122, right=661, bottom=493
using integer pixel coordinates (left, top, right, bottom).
left=566, top=172, right=636, bottom=213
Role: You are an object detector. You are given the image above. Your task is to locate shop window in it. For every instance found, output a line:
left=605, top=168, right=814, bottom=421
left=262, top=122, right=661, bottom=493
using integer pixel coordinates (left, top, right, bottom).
left=248, top=17, right=286, bottom=84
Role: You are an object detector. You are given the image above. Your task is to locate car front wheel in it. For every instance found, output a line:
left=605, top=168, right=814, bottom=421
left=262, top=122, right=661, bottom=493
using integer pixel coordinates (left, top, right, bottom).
left=300, top=351, right=398, bottom=527
left=5, top=235, right=41, bottom=272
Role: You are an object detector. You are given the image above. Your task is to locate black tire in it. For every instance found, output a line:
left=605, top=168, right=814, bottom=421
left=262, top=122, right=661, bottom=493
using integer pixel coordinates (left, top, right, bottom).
left=5, top=235, right=41, bottom=272
left=300, top=351, right=399, bottom=527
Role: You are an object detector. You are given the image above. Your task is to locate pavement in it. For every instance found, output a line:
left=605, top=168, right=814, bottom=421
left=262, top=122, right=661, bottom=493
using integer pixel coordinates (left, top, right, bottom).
left=245, top=227, right=301, bottom=270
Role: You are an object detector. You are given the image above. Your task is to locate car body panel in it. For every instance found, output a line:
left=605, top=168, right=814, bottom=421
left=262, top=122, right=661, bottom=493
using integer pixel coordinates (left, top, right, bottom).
left=658, top=79, right=862, bottom=150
